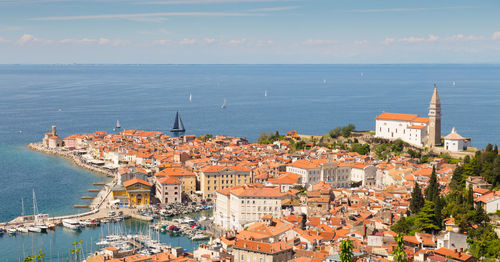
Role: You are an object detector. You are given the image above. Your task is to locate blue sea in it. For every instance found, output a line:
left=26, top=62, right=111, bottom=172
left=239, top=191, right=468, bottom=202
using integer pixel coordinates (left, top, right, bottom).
left=0, top=64, right=499, bottom=260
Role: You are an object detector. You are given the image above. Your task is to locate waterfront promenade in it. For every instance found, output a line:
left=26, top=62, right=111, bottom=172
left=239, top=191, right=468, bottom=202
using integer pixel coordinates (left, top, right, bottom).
left=0, top=143, right=126, bottom=227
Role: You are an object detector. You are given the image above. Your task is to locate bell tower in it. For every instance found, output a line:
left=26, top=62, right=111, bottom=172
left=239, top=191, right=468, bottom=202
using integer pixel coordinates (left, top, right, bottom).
left=428, top=84, right=441, bottom=147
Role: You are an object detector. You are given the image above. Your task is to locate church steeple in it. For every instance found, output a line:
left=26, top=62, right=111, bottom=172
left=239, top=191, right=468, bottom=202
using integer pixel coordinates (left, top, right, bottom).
left=428, top=84, right=441, bottom=147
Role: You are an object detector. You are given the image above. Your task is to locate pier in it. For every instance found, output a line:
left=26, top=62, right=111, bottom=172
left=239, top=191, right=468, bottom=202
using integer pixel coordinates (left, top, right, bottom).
left=81, top=196, right=95, bottom=199
left=88, top=189, right=100, bottom=192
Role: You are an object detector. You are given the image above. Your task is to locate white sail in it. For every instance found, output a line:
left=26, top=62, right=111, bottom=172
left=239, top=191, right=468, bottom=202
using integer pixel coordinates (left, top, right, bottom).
left=116, top=120, right=121, bottom=129
left=265, top=90, right=267, bottom=97
left=221, top=99, right=227, bottom=109
left=189, top=93, right=192, bottom=102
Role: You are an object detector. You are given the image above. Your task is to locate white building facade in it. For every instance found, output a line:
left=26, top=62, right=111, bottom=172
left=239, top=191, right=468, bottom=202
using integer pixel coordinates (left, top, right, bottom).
left=214, top=185, right=283, bottom=231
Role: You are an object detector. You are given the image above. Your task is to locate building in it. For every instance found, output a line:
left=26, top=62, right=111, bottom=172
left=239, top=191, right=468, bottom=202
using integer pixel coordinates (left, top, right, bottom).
left=42, top=125, right=63, bottom=148
left=156, top=167, right=196, bottom=195
left=436, top=231, right=468, bottom=251
left=214, top=184, right=283, bottom=231
left=286, top=159, right=322, bottom=186
left=112, top=178, right=151, bottom=206
left=375, top=88, right=441, bottom=147
left=443, top=127, right=471, bottom=152
left=200, top=165, right=251, bottom=199
left=232, top=239, right=293, bottom=262
left=155, top=176, right=182, bottom=204
left=350, top=163, right=377, bottom=187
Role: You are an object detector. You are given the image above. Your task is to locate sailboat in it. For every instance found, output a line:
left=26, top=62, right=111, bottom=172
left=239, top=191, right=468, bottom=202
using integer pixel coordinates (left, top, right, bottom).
left=170, top=111, right=186, bottom=132
left=28, top=189, right=48, bottom=233
left=264, top=90, right=268, bottom=97
left=221, top=99, right=227, bottom=109
left=323, top=79, right=327, bottom=84
left=115, top=120, right=121, bottom=129
left=452, top=81, right=456, bottom=87
left=189, top=93, right=192, bottom=102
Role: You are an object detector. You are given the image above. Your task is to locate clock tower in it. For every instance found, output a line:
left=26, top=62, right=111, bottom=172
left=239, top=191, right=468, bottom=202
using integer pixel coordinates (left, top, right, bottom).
left=428, top=85, right=441, bottom=147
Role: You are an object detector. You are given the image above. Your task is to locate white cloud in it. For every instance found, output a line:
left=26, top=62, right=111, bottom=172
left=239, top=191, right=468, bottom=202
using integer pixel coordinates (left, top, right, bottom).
left=444, top=34, right=483, bottom=41
left=256, top=40, right=273, bottom=46
left=152, top=39, right=171, bottom=45
left=345, top=6, right=473, bottom=13
left=302, top=39, right=337, bottom=45
left=492, top=32, right=500, bottom=40
left=383, top=38, right=395, bottom=44
left=354, top=40, right=368, bottom=45
left=98, top=38, right=111, bottom=45
left=398, top=34, right=439, bottom=43
left=179, top=38, right=197, bottom=45
left=248, top=6, right=298, bottom=12
left=29, top=11, right=263, bottom=21
left=227, top=38, right=246, bottom=45
left=203, top=38, right=217, bottom=44
left=59, top=38, right=96, bottom=44
left=16, top=34, right=50, bottom=45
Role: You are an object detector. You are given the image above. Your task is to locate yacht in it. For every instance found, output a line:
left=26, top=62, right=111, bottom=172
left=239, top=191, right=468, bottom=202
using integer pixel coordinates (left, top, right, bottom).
left=17, top=226, right=29, bottom=233
left=221, top=98, right=227, bottom=109
left=7, top=228, right=16, bottom=235
left=62, top=219, right=82, bottom=230
left=28, top=226, right=42, bottom=233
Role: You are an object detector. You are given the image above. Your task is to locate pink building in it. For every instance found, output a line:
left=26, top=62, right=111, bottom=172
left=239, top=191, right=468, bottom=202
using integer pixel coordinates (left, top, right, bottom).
left=155, top=176, right=182, bottom=204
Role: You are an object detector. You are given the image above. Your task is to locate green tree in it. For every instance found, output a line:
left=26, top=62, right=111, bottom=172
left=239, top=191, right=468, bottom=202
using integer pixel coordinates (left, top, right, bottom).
left=341, top=124, right=356, bottom=137
left=424, top=167, right=439, bottom=203
left=415, top=201, right=440, bottom=233
left=340, top=239, right=354, bottom=262
left=393, top=234, right=408, bottom=262
left=409, top=183, right=425, bottom=214
left=450, top=165, right=465, bottom=191
left=350, top=143, right=370, bottom=155
left=23, top=250, right=45, bottom=262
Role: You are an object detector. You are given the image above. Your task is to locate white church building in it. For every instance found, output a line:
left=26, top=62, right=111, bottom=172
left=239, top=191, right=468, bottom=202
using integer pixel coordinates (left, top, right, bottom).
left=375, top=88, right=442, bottom=148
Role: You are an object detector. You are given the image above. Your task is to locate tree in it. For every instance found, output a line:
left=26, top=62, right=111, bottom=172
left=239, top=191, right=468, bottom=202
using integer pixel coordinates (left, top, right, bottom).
left=450, top=165, right=465, bottom=191
left=340, top=239, right=354, bottom=262
left=492, top=156, right=500, bottom=187
left=424, top=166, right=439, bottom=203
left=410, top=183, right=425, bottom=214
left=350, top=143, right=370, bottom=155
left=415, top=201, right=440, bottom=233
left=341, top=124, right=356, bottom=137
left=393, top=234, right=408, bottom=262
left=23, top=250, right=45, bottom=262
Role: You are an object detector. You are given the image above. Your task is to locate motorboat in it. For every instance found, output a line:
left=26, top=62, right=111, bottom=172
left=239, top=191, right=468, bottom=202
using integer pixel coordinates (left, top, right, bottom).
left=62, top=219, right=82, bottom=230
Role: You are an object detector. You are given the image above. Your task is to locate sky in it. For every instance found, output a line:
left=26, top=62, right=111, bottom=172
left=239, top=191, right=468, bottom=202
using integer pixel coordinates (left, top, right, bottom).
left=0, top=0, right=499, bottom=64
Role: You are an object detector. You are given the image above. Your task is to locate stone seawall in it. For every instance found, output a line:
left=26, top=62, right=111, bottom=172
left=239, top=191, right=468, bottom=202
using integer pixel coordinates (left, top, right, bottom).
left=27, top=143, right=115, bottom=177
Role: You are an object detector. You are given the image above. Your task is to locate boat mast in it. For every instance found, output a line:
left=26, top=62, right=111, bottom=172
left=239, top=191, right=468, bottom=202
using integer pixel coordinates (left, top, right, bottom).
left=21, top=198, right=24, bottom=216
left=33, top=188, right=38, bottom=217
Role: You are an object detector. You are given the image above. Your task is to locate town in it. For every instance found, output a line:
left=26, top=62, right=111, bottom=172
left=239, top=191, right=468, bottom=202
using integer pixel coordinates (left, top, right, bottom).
left=13, top=88, right=500, bottom=262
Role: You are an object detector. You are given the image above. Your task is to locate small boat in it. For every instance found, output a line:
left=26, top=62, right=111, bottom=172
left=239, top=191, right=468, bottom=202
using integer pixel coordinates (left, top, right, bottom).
left=28, top=226, right=42, bottom=233
left=191, top=233, right=209, bottom=241
left=58, top=108, right=62, bottom=112
left=36, top=225, right=48, bottom=233
left=116, top=120, right=121, bottom=129
left=323, top=79, right=326, bottom=84
left=170, top=111, right=186, bottom=132
left=62, top=219, right=81, bottom=230
left=189, top=93, right=192, bottom=102
left=17, top=226, right=29, bottom=233
left=264, top=90, right=268, bottom=97
left=19, top=130, right=23, bottom=134
left=7, top=228, right=16, bottom=235
left=452, top=81, right=456, bottom=86
left=221, top=98, right=227, bottom=109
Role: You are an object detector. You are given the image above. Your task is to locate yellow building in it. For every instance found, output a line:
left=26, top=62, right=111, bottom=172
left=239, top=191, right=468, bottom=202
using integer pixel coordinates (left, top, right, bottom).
left=200, top=165, right=251, bottom=199
left=111, top=178, right=151, bottom=206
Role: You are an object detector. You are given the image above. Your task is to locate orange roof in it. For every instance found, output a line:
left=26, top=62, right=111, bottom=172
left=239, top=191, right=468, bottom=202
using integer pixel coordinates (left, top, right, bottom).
left=234, top=239, right=292, bottom=254
left=413, top=117, right=429, bottom=123
left=158, top=176, right=181, bottom=185
left=123, top=178, right=151, bottom=187
left=376, top=112, right=418, bottom=121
